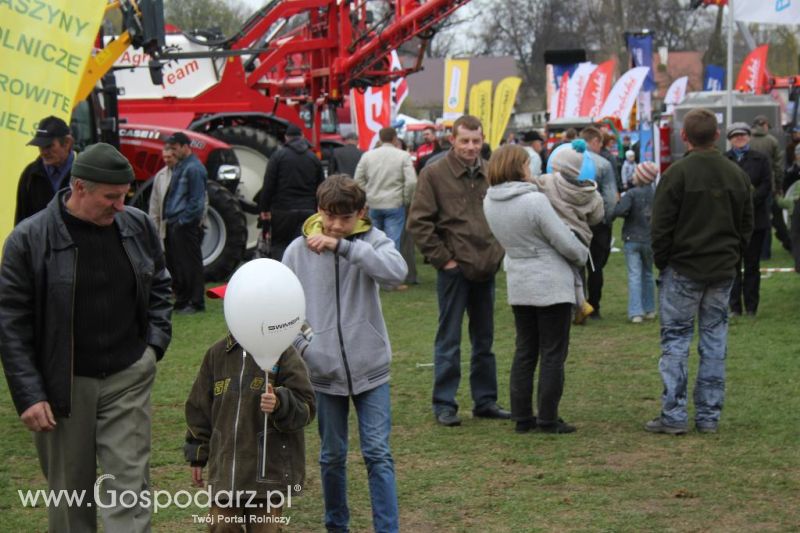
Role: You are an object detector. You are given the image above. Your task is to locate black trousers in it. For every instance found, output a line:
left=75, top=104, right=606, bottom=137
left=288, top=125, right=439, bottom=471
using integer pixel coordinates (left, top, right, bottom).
left=587, top=223, right=612, bottom=313
left=730, top=228, right=767, bottom=314
left=509, top=303, right=572, bottom=425
left=269, top=209, right=315, bottom=261
left=166, top=221, right=205, bottom=310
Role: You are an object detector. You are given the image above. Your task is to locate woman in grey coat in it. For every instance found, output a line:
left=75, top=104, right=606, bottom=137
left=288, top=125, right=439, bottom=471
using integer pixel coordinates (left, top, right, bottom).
left=483, top=145, right=589, bottom=434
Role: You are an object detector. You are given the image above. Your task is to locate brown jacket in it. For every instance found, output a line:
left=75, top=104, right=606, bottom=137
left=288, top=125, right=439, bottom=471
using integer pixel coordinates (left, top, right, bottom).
left=185, top=334, right=315, bottom=495
left=407, top=150, right=503, bottom=281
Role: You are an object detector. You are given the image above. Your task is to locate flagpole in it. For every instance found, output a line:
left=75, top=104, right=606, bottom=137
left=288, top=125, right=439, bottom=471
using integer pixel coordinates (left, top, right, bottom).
left=726, top=0, right=734, bottom=140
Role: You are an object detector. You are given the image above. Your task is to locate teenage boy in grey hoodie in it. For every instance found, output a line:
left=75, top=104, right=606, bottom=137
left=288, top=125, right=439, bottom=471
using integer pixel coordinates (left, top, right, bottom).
left=282, top=175, right=407, bottom=533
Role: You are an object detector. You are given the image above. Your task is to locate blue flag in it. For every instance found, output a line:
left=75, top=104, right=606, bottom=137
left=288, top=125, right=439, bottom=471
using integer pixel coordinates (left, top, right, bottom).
left=552, top=63, right=578, bottom=90
left=626, top=34, right=655, bottom=92
left=703, top=65, right=726, bottom=91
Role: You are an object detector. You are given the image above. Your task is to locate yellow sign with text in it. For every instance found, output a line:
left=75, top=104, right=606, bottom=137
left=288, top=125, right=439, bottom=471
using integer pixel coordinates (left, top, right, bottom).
left=442, top=58, right=470, bottom=124
left=490, top=76, right=522, bottom=149
left=0, top=0, right=105, bottom=244
left=469, top=80, right=493, bottom=143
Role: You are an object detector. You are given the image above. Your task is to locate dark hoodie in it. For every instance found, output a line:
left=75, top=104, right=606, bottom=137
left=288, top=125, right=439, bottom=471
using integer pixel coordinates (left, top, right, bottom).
left=259, top=137, right=325, bottom=212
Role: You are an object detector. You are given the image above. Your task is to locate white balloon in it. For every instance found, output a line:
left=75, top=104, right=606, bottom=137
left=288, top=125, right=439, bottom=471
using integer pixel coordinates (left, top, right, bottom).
left=223, top=259, right=306, bottom=371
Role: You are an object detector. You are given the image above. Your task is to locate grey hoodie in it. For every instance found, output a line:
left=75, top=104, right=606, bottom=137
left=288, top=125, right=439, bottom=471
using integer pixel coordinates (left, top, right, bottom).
left=483, top=181, right=588, bottom=307
left=282, top=220, right=407, bottom=396
left=532, top=172, right=604, bottom=246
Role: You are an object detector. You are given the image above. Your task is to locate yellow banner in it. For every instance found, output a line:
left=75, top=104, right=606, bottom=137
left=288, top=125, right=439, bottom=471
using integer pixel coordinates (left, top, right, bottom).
left=442, top=58, right=470, bottom=124
left=490, top=76, right=522, bottom=149
left=469, top=80, right=493, bottom=143
left=0, top=1, right=106, bottom=244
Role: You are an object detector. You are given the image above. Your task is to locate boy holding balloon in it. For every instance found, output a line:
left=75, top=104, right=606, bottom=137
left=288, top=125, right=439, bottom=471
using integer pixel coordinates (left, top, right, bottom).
left=184, top=284, right=316, bottom=531
left=282, top=175, right=407, bottom=533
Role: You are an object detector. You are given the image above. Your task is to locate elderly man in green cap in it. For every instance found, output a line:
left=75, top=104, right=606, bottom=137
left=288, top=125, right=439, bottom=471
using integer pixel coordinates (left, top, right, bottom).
left=0, top=143, right=172, bottom=532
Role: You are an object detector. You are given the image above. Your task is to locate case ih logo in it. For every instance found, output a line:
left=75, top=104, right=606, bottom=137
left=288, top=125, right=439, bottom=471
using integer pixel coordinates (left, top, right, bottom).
left=120, top=129, right=161, bottom=140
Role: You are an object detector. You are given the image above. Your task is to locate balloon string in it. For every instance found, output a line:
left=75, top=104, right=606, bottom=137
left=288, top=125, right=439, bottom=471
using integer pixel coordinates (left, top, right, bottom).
left=262, top=368, right=269, bottom=480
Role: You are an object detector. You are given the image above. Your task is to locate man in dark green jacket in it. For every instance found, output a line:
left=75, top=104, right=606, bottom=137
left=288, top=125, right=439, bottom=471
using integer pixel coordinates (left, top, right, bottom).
left=646, top=108, right=753, bottom=436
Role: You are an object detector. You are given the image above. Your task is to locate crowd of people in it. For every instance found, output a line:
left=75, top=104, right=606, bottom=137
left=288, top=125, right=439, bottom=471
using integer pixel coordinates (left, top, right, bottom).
left=1, top=107, right=798, bottom=532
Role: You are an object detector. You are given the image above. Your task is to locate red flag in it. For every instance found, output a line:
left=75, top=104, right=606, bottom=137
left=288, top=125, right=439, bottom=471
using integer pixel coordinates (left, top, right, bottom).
left=555, top=72, right=570, bottom=119
left=579, top=60, right=616, bottom=118
left=735, top=44, right=770, bottom=94
left=351, top=87, right=391, bottom=151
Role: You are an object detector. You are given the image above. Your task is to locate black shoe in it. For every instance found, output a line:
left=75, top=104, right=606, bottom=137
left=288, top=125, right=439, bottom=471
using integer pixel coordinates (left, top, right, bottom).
left=435, top=411, right=462, bottom=427
left=538, top=418, right=576, bottom=434
left=472, top=403, right=511, bottom=420
left=588, top=311, right=602, bottom=320
left=178, top=306, right=205, bottom=315
left=515, top=418, right=537, bottom=433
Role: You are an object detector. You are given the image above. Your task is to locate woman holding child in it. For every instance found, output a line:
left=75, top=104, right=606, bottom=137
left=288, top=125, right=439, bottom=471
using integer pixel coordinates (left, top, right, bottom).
left=483, top=144, right=589, bottom=434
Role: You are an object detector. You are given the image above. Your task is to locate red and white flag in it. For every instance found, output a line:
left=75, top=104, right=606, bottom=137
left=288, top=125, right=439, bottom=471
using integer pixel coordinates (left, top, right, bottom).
left=735, top=45, right=770, bottom=94
left=352, top=50, right=406, bottom=151
left=579, top=60, right=615, bottom=118
left=598, top=67, right=650, bottom=129
left=664, top=76, right=689, bottom=113
left=563, top=62, right=596, bottom=118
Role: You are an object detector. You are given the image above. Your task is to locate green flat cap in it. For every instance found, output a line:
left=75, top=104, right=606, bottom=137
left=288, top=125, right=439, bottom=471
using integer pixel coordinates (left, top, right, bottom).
left=72, top=143, right=134, bottom=184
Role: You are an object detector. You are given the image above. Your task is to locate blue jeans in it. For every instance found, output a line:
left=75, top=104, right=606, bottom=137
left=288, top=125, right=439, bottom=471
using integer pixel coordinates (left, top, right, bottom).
left=657, top=267, right=733, bottom=427
left=316, top=383, right=399, bottom=533
left=433, top=266, right=498, bottom=415
left=369, top=207, right=406, bottom=250
left=623, top=241, right=655, bottom=318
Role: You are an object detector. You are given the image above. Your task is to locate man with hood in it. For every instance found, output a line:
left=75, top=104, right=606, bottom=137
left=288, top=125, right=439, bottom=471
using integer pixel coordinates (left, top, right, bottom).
left=260, top=124, right=325, bottom=260
left=749, top=115, right=790, bottom=255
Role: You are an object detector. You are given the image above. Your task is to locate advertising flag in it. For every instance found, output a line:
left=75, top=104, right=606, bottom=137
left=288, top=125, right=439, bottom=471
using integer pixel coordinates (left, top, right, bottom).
left=389, top=50, right=408, bottom=121
left=490, top=76, right=522, bottom=149
left=579, top=60, right=616, bottom=118
left=552, top=63, right=578, bottom=89
left=664, top=76, right=689, bottom=113
left=352, top=86, right=391, bottom=151
left=733, top=0, right=800, bottom=24
left=703, top=64, right=726, bottom=91
left=443, top=58, right=470, bottom=122
left=469, top=80, right=493, bottom=142
left=735, top=45, right=769, bottom=94
left=626, top=33, right=656, bottom=91
left=563, top=62, right=596, bottom=118
left=598, top=67, right=650, bottom=129
left=0, top=1, right=106, bottom=244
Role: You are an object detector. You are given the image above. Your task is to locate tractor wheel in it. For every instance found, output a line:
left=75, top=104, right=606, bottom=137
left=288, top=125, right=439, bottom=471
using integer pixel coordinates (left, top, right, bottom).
left=208, top=126, right=279, bottom=253
left=203, top=180, right=248, bottom=281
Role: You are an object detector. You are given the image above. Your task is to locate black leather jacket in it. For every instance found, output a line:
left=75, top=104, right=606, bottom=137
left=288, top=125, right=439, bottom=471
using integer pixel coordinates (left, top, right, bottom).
left=0, top=191, right=173, bottom=417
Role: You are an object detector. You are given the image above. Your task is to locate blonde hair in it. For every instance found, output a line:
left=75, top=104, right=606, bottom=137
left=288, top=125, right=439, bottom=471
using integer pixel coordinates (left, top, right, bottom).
left=487, top=144, right=529, bottom=186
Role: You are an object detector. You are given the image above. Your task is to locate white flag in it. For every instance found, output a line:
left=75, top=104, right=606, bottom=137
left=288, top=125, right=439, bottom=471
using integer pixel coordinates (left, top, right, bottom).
left=733, top=0, right=800, bottom=25
left=664, top=76, right=689, bottom=106
left=598, top=67, right=650, bottom=129
left=563, top=62, right=596, bottom=118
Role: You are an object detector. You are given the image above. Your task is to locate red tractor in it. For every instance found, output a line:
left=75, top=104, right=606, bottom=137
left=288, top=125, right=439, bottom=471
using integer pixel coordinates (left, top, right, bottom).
left=109, top=0, right=473, bottom=273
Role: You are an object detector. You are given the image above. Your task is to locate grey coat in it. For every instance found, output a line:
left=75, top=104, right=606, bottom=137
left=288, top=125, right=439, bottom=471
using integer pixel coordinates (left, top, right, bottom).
left=613, top=183, right=654, bottom=243
left=483, top=181, right=589, bottom=307
left=282, top=225, right=407, bottom=396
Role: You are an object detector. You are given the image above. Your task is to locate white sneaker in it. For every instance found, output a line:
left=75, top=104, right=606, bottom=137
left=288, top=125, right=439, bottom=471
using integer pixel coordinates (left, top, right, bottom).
left=631, top=316, right=644, bottom=323
left=644, top=312, right=657, bottom=320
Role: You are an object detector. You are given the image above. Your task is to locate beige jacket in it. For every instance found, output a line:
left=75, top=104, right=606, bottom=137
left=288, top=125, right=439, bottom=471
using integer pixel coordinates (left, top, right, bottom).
left=532, top=172, right=604, bottom=246
left=148, top=165, right=209, bottom=241
left=354, top=143, right=416, bottom=209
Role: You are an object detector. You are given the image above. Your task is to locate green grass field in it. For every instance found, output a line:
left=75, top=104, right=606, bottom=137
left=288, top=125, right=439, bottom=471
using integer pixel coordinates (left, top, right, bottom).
left=2, top=234, right=799, bottom=532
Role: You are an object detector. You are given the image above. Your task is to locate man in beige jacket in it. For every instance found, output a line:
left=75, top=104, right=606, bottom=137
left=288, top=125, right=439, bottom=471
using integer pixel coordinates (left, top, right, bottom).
left=354, top=127, right=416, bottom=250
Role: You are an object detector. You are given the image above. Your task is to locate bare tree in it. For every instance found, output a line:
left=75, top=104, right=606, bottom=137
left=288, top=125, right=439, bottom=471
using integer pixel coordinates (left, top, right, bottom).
left=164, top=0, right=248, bottom=37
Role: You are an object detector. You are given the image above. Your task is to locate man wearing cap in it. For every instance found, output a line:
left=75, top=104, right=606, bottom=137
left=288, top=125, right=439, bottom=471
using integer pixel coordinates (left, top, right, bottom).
left=725, top=122, right=772, bottom=316
left=163, top=132, right=207, bottom=314
left=750, top=115, right=790, bottom=255
left=329, top=132, right=363, bottom=178
left=0, top=143, right=172, bottom=531
left=259, top=124, right=325, bottom=260
left=15, top=115, right=75, bottom=225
